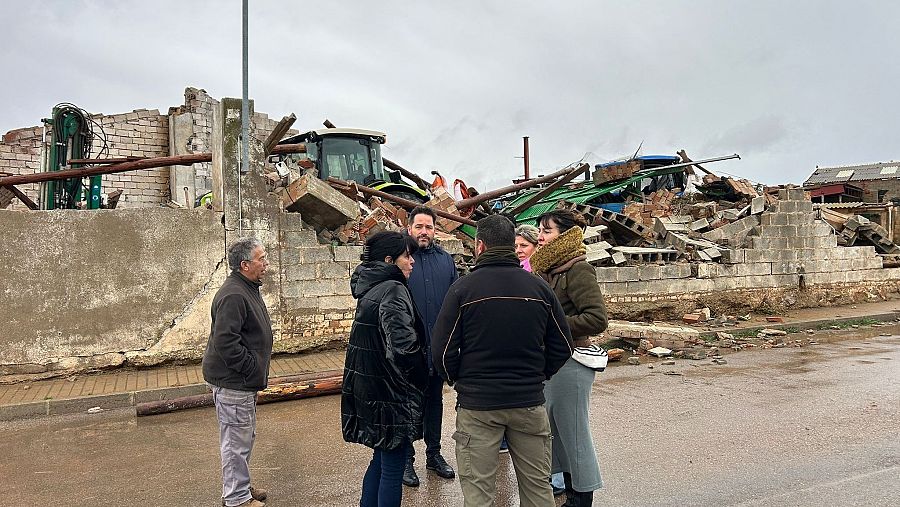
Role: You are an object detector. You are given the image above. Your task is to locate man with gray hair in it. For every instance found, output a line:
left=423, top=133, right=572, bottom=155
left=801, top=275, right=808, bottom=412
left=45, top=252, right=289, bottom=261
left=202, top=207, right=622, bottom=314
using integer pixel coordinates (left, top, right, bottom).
left=203, top=237, right=273, bottom=507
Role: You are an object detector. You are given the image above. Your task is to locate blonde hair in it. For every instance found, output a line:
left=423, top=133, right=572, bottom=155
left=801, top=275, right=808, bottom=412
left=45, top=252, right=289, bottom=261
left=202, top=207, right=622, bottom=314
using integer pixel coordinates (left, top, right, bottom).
left=515, top=224, right=539, bottom=245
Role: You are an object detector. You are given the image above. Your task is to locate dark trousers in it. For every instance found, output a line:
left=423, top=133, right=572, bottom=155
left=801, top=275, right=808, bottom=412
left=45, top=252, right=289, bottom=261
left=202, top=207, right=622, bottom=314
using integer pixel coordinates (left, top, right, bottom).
left=408, top=373, right=444, bottom=461
left=361, top=440, right=410, bottom=507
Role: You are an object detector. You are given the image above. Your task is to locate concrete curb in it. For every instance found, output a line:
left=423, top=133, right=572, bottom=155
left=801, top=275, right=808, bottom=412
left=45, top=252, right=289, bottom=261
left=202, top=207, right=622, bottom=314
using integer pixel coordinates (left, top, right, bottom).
left=698, top=311, right=900, bottom=339
left=0, top=384, right=210, bottom=422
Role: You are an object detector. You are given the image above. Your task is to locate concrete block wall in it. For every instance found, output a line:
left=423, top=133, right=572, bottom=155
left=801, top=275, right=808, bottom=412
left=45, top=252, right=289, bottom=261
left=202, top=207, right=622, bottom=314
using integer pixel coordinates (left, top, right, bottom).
left=597, top=188, right=890, bottom=304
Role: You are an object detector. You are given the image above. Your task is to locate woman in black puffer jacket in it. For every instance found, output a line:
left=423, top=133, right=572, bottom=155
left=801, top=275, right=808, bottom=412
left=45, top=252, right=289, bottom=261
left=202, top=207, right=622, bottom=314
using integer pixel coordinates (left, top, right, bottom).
left=342, top=231, right=428, bottom=507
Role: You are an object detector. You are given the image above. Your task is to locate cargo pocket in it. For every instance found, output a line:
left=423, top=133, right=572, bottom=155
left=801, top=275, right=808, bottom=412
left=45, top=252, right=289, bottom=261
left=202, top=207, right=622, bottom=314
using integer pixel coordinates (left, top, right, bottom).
left=451, top=430, right=472, bottom=479
left=219, top=390, right=255, bottom=428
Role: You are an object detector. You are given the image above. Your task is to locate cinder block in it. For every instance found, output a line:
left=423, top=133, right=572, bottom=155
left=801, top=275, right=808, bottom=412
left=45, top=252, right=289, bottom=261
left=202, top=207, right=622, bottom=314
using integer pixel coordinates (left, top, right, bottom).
left=317, top=295, right=356, bottom=310
left=616, top=266, right=640, bottom=282
left=626, top=280, right=651, bottom=293
left=637, top=265, right=662, bottom=281
left=318, top=262, right=351, bottom=279
left=805, top=272, right=845, bottom=284
left=797, top=201, right=813, bottom=212
left=735, top=263, right=772, bottom=276
left=598, top=281, right=628, bottom=296
left=333, top=245, right=364, bottom=262
left=678, top=278, right=717, bottom=293
left=810, top=222, right=835, bottom=237
left=744, top=250, right=774, bottom=263
left=785, top=213, right=815, bottom=226
left=283, top=279, right=338, bottom=297
left=812, top=236, right=838, bottom=248
left=695, top=264, right=718, bottom=279
left=595, top=267, right=619, bottom=283
left=283, top=174, right=360, bottom=229
left=283, top=296, right=320, bottom=310
left=750, top=237, right=789, bottom=250
left=720, top=249, right=744, bottom=264
left=279, top=213, right=309, bottom=232
left=644, top=279, right=681, bottom=293
left=283, top=229, right=318, bottom=246
left=659, top=264, right=692, bottom=279
left=299, top=246, right=335, bottom=263
left=771, top=261, right=803, bottom=275
left=283, top=263, right=317, bottom=281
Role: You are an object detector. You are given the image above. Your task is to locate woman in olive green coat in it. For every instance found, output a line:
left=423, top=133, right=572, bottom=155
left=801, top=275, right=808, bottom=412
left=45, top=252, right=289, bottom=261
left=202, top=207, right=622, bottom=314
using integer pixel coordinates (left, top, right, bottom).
left=530, top=209, right=608, bottom=507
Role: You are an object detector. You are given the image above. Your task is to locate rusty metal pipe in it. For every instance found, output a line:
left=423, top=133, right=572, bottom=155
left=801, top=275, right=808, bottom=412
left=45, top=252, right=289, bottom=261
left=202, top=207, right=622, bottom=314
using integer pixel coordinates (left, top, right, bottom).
left=523, top=136, right=530, bottom=180
left=327, top=176, right=477, bottom=227
left=455, top=164, right=584, bottom=210
left=0, top=153, right=213, bottom=187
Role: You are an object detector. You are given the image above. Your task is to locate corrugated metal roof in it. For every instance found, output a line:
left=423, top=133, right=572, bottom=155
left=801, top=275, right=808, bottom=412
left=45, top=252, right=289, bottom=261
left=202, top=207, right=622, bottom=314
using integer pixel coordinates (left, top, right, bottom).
left=804, top=161, right=900, bottom=186
left=503, top=164, right=685, bottom=224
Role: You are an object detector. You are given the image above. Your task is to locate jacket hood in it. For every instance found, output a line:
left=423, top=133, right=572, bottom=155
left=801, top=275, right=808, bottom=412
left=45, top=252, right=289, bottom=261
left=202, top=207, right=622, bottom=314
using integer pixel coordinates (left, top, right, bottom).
left=351, top=261, right=408, bottom=298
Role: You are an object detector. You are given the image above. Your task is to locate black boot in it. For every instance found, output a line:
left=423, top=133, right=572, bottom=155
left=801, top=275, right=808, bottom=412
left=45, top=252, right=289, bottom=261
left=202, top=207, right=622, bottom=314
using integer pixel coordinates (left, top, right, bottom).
left=402, top=459, right=419, bottom=487
left=562, top=473, right=576, bottom=507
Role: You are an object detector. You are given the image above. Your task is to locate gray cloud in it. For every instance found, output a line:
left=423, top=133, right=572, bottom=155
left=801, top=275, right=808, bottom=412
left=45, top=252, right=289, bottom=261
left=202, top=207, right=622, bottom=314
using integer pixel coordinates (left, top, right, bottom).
left=2, top=0, right=899, bottom=188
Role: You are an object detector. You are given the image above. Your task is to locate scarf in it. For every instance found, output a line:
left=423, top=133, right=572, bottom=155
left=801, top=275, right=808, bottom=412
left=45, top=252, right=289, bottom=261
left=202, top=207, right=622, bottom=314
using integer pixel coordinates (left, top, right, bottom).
left=529, top=226, right=587, bottom=275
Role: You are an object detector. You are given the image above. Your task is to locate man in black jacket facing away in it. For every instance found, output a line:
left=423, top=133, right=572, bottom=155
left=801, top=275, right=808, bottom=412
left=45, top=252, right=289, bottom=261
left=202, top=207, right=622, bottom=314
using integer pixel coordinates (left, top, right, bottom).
left=203, top=237, right=273, bottom=507
left=432, top=215, right=574, bottom=507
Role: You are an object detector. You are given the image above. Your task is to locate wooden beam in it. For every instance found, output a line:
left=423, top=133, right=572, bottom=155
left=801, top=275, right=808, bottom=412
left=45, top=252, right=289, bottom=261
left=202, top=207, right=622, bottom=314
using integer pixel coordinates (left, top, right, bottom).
left=264, top=113, right=297, bottom=155
left=2, top=185, right=38, bottom=209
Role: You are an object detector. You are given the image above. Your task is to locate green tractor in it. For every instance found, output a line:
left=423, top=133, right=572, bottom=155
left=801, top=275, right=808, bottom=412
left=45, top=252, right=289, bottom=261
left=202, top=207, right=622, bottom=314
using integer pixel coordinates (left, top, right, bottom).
left=274, top=128, right=429, bottom=203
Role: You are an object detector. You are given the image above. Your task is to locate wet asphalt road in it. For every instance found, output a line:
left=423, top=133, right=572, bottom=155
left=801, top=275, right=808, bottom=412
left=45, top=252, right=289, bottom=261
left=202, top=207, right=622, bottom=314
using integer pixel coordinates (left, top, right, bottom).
left=2, top=331, right=899, bottom=507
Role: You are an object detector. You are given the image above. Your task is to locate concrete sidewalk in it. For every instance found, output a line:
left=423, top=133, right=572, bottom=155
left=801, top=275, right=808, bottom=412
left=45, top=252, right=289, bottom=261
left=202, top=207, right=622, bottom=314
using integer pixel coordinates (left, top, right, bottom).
left=2, top=299, right=899, bottom=422
left=0, top=349, right=345, bottom=421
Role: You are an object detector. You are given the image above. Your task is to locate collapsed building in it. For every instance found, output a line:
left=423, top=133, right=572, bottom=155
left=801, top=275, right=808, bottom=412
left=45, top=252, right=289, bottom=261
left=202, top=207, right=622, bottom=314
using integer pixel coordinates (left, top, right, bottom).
left=3, top=87, right=900, bottom=380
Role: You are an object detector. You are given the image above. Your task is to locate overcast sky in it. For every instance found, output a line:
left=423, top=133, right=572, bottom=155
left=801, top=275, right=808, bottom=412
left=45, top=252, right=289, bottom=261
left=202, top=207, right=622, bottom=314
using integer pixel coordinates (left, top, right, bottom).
left=2, top=1, right=898, bottom=189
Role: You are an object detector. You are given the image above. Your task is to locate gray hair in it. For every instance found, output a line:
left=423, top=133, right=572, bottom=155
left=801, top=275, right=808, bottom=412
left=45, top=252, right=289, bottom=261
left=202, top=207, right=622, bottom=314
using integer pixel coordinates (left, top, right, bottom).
left=227, top=237, right=263, bottom=271
left=515, top=224, right=539, bottom=246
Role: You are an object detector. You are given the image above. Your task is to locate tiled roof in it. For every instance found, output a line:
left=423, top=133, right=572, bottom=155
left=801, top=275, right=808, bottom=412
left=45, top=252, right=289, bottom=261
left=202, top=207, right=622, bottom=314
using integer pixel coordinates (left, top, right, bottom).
left=804, top=161, right=900, bottom=186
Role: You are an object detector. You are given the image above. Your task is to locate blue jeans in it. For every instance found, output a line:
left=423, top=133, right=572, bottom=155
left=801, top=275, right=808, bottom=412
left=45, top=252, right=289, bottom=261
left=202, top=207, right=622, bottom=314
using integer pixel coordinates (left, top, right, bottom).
left=361, top=441, right=410, bottom=507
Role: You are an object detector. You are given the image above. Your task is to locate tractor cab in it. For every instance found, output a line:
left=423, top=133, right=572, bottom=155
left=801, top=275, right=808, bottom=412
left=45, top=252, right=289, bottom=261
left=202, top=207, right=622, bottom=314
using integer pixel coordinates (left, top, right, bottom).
left=275, top=128, right=428, bottom=202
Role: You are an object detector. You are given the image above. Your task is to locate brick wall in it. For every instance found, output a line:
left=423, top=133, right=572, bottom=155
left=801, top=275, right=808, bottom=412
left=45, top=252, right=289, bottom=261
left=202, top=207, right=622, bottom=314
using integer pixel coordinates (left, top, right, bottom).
left=0, top=126, right=42, bottom=208
left=857, top=179, right=900, bottom=204
left=0, top=109, right=170, bottom=209
left=1, top=87, right=297, bottom=210
left=97, top=109, right=170, bottom=207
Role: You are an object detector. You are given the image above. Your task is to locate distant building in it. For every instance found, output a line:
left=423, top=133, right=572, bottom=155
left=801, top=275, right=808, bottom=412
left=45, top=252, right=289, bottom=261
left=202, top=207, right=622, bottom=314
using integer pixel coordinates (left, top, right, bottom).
left=803, top=161, right=900, bottom=203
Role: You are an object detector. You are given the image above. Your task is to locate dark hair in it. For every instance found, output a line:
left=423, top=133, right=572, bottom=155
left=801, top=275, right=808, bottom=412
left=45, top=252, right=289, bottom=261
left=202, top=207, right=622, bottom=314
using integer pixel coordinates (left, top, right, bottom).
left=537, top=209, right=588, bottom=232
left=362, top=231, right=418, bottom=262
left=408, top=206, right=437, bottom=225
left=476, top=215, right=515, bottom=248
